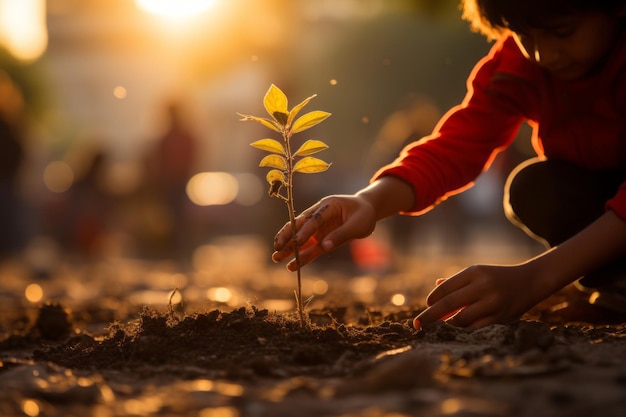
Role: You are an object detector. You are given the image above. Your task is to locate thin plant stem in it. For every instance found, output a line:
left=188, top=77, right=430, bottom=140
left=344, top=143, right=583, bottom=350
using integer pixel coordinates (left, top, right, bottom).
left=283, top=129, right=305, bottom=327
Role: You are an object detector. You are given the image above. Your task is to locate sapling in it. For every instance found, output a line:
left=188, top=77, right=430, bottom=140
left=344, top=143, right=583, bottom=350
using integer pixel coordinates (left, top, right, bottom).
left=239, top=84, right=331, bottom=327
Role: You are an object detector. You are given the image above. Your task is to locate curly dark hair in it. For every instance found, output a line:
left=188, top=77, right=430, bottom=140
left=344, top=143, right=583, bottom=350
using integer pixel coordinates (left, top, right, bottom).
left=461, top=0, right=626, bottom=39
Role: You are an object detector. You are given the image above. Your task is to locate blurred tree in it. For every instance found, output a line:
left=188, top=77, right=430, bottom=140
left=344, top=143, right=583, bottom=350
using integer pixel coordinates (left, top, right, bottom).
left=0, top=47, right=48, bottom=120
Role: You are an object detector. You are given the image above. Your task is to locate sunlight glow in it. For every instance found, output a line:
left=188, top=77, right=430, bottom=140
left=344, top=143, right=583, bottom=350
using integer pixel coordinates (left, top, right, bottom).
left=0, top=0, right=47, bottom=61
left=135, top=0, right=217, bottom=18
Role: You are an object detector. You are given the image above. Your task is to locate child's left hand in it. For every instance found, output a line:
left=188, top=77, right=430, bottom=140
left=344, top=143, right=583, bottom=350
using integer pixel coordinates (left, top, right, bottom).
left=413, top=264, right=546, bottom=330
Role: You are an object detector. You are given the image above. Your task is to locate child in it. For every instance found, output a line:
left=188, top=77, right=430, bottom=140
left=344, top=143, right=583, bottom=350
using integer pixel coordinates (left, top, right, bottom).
left=272, top=0, right=626, bottom=329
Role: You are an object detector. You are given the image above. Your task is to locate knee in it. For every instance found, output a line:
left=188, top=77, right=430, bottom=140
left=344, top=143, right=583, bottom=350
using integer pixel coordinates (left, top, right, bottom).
left=504, top=158, right=549, bottom=221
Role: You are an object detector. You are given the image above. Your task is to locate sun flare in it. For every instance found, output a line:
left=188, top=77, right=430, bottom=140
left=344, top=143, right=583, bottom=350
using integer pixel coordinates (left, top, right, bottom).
left=134, top=0, right=217, bottom=18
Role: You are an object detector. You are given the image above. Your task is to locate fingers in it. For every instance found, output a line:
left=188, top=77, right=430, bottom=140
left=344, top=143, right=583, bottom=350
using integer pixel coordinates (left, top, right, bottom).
left=425, top=273, right=469, bottom=306
left=273, top=203, right=322, bottom=252
left=272, top=202, right=335, bottom=268
left=293, top=203, right=335, bottom=248
left=414, top=282, right=503, bottom=330
left=413, top=274, right=478, bottom=329
left=272, top=194, right=375, bottom=270
left=284, top=238, right=326, bottom=271
left=416, top=289, right=473, bottom=327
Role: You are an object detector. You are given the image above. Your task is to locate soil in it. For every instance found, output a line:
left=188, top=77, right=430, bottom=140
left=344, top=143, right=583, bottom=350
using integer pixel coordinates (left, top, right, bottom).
left=1, top=258, right=626, bottom=417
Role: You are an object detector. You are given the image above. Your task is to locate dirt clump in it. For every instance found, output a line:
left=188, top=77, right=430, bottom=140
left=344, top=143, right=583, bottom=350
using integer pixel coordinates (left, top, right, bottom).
left=33, top=305, right=420, bottom=380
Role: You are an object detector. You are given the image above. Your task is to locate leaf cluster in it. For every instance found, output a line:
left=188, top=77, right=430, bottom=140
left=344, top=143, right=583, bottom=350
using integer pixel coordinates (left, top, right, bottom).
left=239, top=84, right=331, bottom=199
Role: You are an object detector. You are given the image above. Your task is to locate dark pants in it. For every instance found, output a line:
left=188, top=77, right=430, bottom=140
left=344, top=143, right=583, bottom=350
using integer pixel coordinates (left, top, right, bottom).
left=503, top=158, right=626, bottom=289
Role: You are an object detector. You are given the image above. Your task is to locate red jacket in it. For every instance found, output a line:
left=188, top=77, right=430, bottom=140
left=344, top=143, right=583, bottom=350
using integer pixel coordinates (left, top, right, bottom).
left=373, top=35, right=626, bottom=221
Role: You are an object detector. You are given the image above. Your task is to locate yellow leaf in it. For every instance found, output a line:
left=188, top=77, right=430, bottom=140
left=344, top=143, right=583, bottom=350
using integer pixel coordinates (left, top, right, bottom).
left=287, top=94, right=316, bottom=126
left=294, top=139, right=328, bottom=156
left=293, top=157, right=330, bottom=173
left=291, top=111, right=331, bottom=134
left=264, top=84, right=288, bottom=123
left=238, top=113, right=280, bottom=133
left=259, top=154, right=287, bottom=170
left=251, top=139, right=286, bottom=155
left=266, top=169, right=285, bottom=184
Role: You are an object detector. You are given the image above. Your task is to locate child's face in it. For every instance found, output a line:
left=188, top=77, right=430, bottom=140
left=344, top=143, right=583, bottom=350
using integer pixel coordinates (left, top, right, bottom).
left=512, top=11, right=623, bottom=80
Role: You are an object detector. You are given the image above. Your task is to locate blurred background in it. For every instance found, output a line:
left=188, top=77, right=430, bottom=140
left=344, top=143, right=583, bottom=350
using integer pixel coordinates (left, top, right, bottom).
left=0, top=0, right=543, bottom=314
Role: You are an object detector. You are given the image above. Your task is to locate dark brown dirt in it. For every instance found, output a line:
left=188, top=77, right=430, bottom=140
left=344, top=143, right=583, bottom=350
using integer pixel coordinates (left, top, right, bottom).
left=2, top=296, right=626, bottom=417
left=31, top=304, right=420, bottom=380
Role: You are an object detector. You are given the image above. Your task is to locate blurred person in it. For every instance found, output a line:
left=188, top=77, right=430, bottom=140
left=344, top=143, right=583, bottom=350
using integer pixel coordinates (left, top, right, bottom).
left=0, top=70, right=27, bottom=259
left=64, top=149, right=112, bottom=260
left=272, top=0, right=626, bottom=329
left=143, top=99, right=198, bottom=262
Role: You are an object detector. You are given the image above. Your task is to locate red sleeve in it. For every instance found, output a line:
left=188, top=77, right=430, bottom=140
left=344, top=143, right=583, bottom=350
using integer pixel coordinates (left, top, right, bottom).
left=371, top=37, right=536, bottom=214
left=607, top=182, right=626, bottom=222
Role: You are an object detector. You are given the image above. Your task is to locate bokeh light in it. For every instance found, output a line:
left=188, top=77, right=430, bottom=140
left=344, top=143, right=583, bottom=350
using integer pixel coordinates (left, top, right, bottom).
left=312, top=279, right=329, bottom=295
left=168, top=289, right=183, bottom=305
left=186, top=172, right=238, bottom=206
left=135, top=0, right=217, bottom=18
left=349, top=276, right=377, bottom=295
left=124, top=397, right=162, bottom=416
left=0, top=0, right=47, bottom=61
left=391, top=293, right=405, bottom=306
left=207, top=286, right=232, bottom=303
left=25, top=283, right=43, bottom=303
left=260, top=299, right=293, bottom=312
left=199, top=407, right=239, bottom=417
left=113, top=86, right=127, bottom=99
left=22, top=399, right=40, bottom=417
left=43, top=161, right=74, bottom=193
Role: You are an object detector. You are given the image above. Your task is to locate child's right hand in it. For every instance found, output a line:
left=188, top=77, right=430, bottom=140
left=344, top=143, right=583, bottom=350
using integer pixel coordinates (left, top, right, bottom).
left=272, top=194, right=377, bottom=271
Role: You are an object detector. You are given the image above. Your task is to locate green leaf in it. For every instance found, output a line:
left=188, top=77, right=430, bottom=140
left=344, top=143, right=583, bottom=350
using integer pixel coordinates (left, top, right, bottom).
left=291, top=111, right=331, bottom=134
left=294, top=139, right=329, bottom=156
left=293, top=157, right=330, bottom=173
left=259, top=154, right=287, bottom=170
left=251, top=139, right=286, bottom=155
left=287, top=94, right=316, bottom=126
left=264, top=84, right=288, bottom=123
left=238, top=113, right=280, bottom=133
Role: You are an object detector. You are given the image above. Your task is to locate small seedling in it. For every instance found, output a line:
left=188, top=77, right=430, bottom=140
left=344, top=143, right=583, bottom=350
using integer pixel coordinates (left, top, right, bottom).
left=239, top=84, right=331, bottom=327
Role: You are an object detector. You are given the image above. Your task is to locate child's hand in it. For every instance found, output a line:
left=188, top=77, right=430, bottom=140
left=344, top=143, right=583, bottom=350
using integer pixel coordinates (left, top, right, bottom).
left=272, top=194, right=377, bottom=271
left=413, top=264, right=542, bottom=330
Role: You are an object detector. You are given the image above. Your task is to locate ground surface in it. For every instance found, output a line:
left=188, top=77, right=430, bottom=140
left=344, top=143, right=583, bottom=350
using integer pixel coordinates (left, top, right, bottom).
left=1, top=248, right=625, bottom=417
